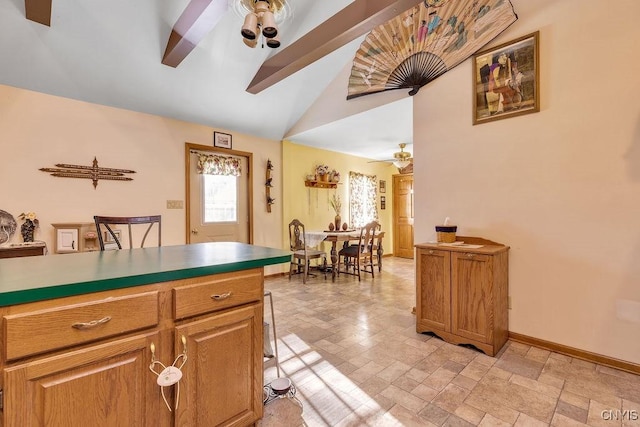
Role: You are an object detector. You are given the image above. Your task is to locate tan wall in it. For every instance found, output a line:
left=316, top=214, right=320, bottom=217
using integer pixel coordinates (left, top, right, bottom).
left=0, top=84, right=284, bottom=275
left=282, top=140, right=395, bottom=255
left=413, top=0, right=640, bottom=364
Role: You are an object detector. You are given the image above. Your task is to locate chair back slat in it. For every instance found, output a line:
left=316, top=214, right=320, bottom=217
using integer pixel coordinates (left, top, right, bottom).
left=94, top=215, right=162, bottom=250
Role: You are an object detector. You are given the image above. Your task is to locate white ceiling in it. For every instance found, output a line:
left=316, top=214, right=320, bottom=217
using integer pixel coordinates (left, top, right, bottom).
left=0, top=0, right=414, bottom=160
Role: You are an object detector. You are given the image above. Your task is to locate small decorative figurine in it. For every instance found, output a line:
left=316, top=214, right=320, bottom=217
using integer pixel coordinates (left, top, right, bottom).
left=342, top=223, right=348, bottom=231
left=328, top=223, right=335, bottom=231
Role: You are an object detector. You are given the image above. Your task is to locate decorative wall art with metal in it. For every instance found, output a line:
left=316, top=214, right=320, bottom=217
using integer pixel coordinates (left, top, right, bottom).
left=347, top=0, right=517, bottom=99
left=39, top=157, right=136, bottom=189
left=266, top=159, right=275, bottom=213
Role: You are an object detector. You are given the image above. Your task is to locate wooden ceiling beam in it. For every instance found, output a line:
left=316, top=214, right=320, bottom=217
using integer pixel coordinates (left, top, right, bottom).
left=162, top=0, right=228, bottom=68
left=25, top=0, right=52, bottom=26
left=246, top=0, right=422, bottom=94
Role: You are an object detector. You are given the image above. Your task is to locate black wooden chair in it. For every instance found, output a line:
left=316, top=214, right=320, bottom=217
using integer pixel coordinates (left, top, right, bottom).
left=94, top=215, right=161, bottom=250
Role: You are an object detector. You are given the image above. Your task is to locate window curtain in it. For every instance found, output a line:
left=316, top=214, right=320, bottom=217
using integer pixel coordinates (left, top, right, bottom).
left=349, top=172, right=378, bottom=228
left=196, top=153, right=241, bottom=176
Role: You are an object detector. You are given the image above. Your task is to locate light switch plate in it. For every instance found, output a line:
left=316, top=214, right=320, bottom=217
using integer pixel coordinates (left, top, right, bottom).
left=166, top=200, right=184, bottom=209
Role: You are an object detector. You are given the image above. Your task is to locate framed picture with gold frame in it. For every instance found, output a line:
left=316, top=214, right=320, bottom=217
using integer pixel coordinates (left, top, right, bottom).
left=472, top=31, right=540, bottom=125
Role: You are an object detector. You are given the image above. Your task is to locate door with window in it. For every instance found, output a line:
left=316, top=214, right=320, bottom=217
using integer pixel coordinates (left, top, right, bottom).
left=186, top=144, right=252, bottom=244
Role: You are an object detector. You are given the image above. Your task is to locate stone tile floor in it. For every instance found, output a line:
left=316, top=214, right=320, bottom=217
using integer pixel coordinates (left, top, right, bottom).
left=260, top=257, right=640, bottom=426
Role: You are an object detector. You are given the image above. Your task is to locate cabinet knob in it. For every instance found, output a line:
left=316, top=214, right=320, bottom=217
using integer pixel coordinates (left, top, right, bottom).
left=191, top=229, right=198, bottom=235
left=466, top=253, right=475, bottom=258
left=428, top=250, right=434, bottom=254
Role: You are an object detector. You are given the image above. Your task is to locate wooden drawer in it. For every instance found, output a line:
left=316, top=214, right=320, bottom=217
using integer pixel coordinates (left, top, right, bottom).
left=3, top=291, right=159, bottom=361
left=173, top=269, right=263, bottom=320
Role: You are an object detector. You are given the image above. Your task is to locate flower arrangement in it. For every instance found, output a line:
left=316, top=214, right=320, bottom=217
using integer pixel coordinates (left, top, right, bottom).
left=329, top=194, right=342, bottom=215
left=18, top=211, right=39, bottom=242
left=315, top=164, right=329, bottom=176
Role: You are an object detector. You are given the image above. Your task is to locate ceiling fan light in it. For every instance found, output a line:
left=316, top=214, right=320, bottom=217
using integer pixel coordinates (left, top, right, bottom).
left=243, top=37, right=258, bottom=48
left=266, top=35, right=280, bottom=48
left=254, top=1, right=271, bottom=14
left=261, top=11, right=278, bottom=38
left=393, top=159, right=410, bottom=169
left=241, top=13, right=259, bottom=40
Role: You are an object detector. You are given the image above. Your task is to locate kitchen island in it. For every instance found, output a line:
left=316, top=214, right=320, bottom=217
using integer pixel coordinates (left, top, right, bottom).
left=0, top=242, right=291, bottom=427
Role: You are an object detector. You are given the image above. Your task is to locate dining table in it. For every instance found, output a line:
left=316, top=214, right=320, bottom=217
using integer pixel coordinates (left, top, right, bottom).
left=304, top=230, right=361, bottom=281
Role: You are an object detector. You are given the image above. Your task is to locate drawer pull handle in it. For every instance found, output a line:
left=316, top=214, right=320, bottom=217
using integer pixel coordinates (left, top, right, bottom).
left=72, top=316, right=111, bottom=330
left=428, top=250, right=434, bottom=254
left=211, top=292, right=232, bottom=301
left=466, top=253, right=475, bottom=258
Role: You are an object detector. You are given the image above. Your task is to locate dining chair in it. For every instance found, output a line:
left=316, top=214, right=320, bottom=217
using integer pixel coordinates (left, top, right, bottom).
left=372, top=231, right=385, bottom=272
left=337, top=220, right=380, bottom=281
left=94, top=215, right=161, bottom=250
left=288, top=219, right=327, bottom=284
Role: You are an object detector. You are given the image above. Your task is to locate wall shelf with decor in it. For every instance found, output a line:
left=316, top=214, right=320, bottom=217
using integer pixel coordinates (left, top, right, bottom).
left=304, top=180, right=338, bottom=189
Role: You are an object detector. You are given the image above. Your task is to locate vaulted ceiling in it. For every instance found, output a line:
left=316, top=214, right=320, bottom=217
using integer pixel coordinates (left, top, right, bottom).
left=1, top=0, right=420, bottom=161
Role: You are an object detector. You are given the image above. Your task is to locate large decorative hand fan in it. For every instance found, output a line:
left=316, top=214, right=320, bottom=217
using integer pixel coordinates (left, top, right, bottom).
left=347, top=0, right=517, bottom=99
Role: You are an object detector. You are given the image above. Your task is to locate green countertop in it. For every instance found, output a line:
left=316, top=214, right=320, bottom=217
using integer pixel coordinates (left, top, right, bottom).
left=0, top=242, right=292, bottom=307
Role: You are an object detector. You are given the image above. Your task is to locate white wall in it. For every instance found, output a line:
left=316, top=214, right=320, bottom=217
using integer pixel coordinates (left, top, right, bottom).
left=413, top=0, right=640, bottom=364
left=0, top=84, right=285, bottom=275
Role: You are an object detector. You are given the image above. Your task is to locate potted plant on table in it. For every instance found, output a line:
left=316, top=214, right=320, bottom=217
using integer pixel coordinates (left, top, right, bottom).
left=316, top=164, right=329, bottom=182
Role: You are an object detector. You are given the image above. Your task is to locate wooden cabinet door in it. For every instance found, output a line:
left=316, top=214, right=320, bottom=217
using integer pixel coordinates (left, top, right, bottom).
left=3, top=332, right=166, bottom=427
left=174, top=303, right=263, bottom=427
left=392, top=174, right=414, bottom=258
left=451, top=252, right=493, bottom=344
left=416, top=249, right=450, bottom=333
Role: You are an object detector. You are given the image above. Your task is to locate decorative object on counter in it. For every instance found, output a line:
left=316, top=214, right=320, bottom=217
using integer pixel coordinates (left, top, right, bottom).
left=39, top=157, right=136, bottom=189
left=266, top=159, right=274, bottom=213
left=213, top=131, right=232, bottom=149
left=435, top=217, right=457, bottom=243
left=315, top=164, right=329, bottom=182
left=328, top=222, right=335, bottom=231
left=330, top=193, right=342, bottom=231
left=342, top=222, right=348, bottom=231
left=0, top=209, right=17, bottom=245
left=329, top=170, right=340, bottom=183
left=18, top=211, right=39, bottom=242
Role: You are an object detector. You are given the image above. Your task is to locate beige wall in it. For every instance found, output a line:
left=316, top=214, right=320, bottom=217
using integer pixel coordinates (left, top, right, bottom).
left=0, top=84, right=284, bottom=275
left=282, top=140, right=395, bottom=254
left=413, top=0, right=640, bottom=364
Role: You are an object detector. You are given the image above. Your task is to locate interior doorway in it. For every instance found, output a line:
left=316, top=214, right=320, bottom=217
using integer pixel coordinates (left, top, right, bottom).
left=185, top=143, right=253, bottom=244
left=392, top=173, right=414, bottom=258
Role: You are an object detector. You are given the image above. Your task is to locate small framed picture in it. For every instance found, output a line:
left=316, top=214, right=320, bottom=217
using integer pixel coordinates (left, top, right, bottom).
left=379, top=180, right=386, bottom=193
left=214, top=131, right=232, bottom=149
left=380, top=196, right=386, bottom=210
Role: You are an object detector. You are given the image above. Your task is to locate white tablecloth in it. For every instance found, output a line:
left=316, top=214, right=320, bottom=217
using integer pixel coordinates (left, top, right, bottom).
left=304, top=231, right=328, bottom=248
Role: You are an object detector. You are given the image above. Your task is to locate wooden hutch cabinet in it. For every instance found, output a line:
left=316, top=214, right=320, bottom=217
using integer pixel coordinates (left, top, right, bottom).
left=415, top=237, right=509, bottom=356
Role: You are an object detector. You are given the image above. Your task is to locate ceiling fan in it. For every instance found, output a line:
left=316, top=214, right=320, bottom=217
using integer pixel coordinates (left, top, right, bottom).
left=370, top=143, right=413, bottom=168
